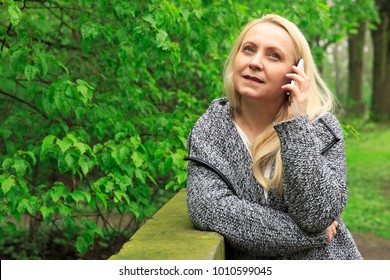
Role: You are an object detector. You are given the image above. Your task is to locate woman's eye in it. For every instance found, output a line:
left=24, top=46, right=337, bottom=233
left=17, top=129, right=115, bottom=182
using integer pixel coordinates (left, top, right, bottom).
left=270, top=52, right=281, bottom=60
left=243, top=46, right=254, bottom=53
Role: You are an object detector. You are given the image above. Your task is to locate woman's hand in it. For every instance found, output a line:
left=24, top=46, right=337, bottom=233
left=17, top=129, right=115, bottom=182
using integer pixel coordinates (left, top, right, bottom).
left=325, top=220, right=339, bottom=242
left=281, top=64, right=310, bottom=119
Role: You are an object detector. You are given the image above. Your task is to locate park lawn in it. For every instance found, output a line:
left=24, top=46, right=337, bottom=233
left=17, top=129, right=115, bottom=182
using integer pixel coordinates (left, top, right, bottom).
left=342, top=123, right=390, bottom=238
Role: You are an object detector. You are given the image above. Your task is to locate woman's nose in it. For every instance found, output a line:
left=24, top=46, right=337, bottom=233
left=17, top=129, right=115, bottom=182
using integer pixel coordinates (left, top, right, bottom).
left=249, top=55, right=263, bottom=71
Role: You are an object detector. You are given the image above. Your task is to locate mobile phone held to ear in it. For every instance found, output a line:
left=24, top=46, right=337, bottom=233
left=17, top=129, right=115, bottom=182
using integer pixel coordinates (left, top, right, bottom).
left=290, top=58, right=304, bottom=88
left=287, top=58, right=304, bottom=104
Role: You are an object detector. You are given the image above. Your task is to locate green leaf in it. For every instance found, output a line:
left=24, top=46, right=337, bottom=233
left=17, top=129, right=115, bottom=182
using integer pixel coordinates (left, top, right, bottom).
left=77, top=84, right=89, bottom=96
left=94, top=226, right=103, bottom=237
left=135, top=169, right=146, bottom=184
left=17, top=177, right=28, bottom=192
left=75, top=107, right=86, bottom=121
left=130, top=136, right=141, bottom=150
left=114, top=132, right=126, bottom=141
left=178, top=136, right=187, bottom=149
left=143, top=14, right=157, bottom=26
left=129, top=203, right=140, bottom=218
left=342, top=124, right=361, bottom=140
left=131, top=151, right=144, bottom=168
left=51, top=182, right=65, bottom=203
left=12, top=159, right=30, bottom=177
left=66, top=134, right=78, bottom=144
left=163, top=157, right=173, bottom=173
left=2, top=158, right=13, bottom=170
left=104, top=181, right=114, bottom=193
left=24, top=65, right=38, bottom=81
left=79, top=157, right=90, bottom=175
left=164, top=181, right=175, bottom=190
left=82, top=230, right=94, bottom=245
left=96, top=191, right=108, bottom=209
left=117, top=203, right=127, bottom=214
left=81, top=217, right=103, bottom=237
left=64, top=217, right=76, bottom=233
left=40, top=205, right=54, bottom=223
left=76, top=80, right=94, bottom=105
left=114, top=190, right=130, bottom=205
left=1, top=128, right=12, bottom=140
left=56, top=60, right=69, bottom=75
left=156, top=29, right=171, bottom=50
left=74, top=142, right=88, bottom=155
left=1, top=176, right=15, bottom=194
left=17, top=198, right=28, bottom=213
left=57, top=137, right=73, bottom=153
left=41, top=135, right=56, bottom=160
left=58, top=204, right=71, bottom=217
left=70, top=190, right=85, bottom=203
left=57, top=155, right=69, bottom=173
left=176, top=170, right=187, bottom=185
left=76, top=236, right=89, bottom=255
left=64, top=153, right=75, bottom=168
left=81, top=24, right=99, bottom=39
left=82, top=191, right=91, bottom=203
left=146, top=172, right=157, bottom=186
left=42, top=135, right=56, bottom=150
left=27, top=197, right=40, bottom=215
left=21, top=151, right=36, bottom=166
left=36, top=53, right=48, bottom=77
left=111, top=149, right=122, bottom=165
left=8, top=3, right=22, bottom=26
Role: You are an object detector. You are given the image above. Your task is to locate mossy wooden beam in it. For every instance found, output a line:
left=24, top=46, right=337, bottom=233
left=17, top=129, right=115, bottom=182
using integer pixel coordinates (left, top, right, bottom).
left=109, top=189, right=225, bottom=260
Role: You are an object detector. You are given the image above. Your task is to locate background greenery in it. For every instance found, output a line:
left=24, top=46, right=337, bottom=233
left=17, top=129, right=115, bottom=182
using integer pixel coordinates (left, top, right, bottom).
left=0, top=0, right=388, bottom=259
left=343, top=122, right=390, bottom=239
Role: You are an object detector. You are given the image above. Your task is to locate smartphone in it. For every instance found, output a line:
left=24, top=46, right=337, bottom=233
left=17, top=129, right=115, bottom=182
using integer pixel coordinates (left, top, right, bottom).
left=290, top=58, right=304, bottom=88
left=287, top=58, right=304, bottom=104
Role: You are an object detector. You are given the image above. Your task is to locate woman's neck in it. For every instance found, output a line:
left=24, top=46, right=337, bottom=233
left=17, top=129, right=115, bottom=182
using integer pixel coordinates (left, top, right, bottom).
left=233, top=97, right=283, bottom=143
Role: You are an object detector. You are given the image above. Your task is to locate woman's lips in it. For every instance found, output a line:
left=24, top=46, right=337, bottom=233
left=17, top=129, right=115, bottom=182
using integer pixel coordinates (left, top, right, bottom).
left=243, top=75, right=264, bottom=83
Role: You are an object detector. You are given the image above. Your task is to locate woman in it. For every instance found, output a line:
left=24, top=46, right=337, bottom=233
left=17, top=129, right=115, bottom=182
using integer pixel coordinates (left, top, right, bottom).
left=185, top=14, right=362, bottom=259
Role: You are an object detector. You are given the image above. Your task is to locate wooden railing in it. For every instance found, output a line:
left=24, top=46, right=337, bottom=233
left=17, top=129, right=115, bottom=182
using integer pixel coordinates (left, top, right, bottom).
left=109, top=189, right=225, bottom=260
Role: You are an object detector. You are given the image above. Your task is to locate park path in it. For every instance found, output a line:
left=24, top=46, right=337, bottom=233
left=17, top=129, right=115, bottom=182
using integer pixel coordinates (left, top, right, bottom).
left=354, top=233, right=390, bottom=260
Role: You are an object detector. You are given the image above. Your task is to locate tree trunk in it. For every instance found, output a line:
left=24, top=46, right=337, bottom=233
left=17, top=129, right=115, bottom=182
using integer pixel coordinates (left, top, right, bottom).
left=348, top=23, right=366, bottom=117
left=333, top=42, right=342, bottom=99
left=371, top=1, right=390, bottom=122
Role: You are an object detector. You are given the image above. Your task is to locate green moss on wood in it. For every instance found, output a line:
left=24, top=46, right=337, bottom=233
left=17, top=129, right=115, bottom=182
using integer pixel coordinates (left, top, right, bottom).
left=109, top=189, right=225, bottom=260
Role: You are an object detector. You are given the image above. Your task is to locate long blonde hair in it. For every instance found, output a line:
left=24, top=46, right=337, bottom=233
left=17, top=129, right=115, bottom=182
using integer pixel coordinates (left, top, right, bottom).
left=223, top=14, right=336, bottom=192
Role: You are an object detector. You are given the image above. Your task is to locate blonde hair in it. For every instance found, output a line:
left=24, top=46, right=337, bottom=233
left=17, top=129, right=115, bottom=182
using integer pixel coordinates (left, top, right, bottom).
left=223, top=14, right=336, bottom=192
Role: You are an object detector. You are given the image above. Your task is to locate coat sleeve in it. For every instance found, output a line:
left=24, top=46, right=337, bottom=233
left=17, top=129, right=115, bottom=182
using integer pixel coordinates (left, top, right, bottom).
left=273, top=114, right=348, bottom=233
left=186, top=160, right=328, bottom=258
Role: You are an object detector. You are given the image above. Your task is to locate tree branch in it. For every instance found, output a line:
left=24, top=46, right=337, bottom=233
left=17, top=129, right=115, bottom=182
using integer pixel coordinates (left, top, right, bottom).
left=1, top=23, right=12, bottom=51
left=0, top=89, right=48, bottom=119
left=24, top=1, right=94, bottom=17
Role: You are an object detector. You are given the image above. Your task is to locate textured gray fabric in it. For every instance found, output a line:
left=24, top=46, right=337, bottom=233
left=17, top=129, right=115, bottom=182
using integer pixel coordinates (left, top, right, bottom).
left=186, top=97, right=362, bottom=259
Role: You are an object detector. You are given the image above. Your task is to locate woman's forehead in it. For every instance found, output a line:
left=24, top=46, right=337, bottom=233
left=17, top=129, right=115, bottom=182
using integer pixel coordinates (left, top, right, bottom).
left=241, top=23, right=295, bottom=57
left=243, top=23, right=292, bottom=45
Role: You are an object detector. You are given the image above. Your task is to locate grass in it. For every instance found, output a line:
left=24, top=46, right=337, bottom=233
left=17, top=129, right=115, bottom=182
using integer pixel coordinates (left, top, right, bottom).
left=342, top=121, right=390, bottom=238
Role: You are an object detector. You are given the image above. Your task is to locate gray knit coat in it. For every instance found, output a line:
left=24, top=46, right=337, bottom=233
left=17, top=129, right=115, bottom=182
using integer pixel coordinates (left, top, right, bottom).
left=186, top=98, right=362, bottom=259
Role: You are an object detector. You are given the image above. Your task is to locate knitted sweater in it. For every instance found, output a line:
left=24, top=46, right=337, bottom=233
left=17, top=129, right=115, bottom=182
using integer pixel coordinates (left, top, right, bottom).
left=185, top=98, right=362, bottom=260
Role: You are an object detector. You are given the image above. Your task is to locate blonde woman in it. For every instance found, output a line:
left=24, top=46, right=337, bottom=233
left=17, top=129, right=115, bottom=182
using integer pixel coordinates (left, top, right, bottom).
left=185, top=14, right=362, bottom=259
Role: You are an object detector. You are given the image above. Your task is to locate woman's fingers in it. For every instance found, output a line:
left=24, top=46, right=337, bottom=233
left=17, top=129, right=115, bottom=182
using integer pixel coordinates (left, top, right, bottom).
left=325, top=221, right=339, bottom=242
left=282, top=67, right=310, bottom=118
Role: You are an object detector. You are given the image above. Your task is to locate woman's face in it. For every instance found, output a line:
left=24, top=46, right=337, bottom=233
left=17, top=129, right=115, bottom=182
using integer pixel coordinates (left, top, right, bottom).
left=233, top=22, right=296, bottom=103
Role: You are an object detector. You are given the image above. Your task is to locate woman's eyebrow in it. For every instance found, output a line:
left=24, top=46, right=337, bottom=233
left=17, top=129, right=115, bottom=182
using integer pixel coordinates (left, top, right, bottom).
left=241, top=40, right=257, bottom=47
left=267, top=46, right=286, bottom=56
left=242, top=41, right=287, bottom=55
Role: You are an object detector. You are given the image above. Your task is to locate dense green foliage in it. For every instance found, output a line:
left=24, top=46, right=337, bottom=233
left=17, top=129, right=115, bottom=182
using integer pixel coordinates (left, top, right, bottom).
left=0, top=0, right=380, bottom=258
